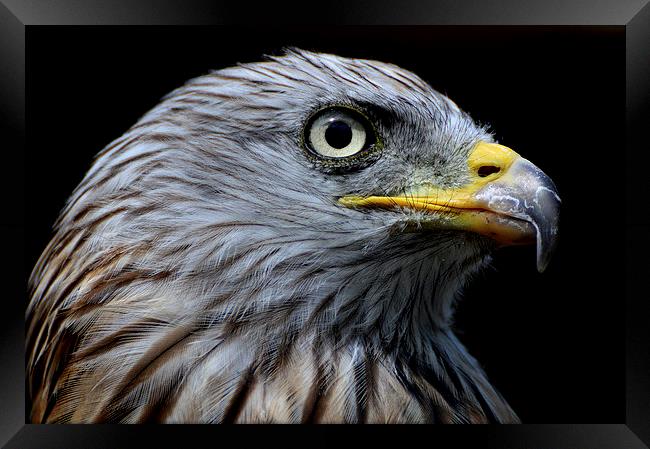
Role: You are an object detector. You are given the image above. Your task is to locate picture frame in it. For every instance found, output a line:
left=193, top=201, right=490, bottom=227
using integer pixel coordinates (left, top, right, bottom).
left=1, top=0, right=648, bottom=447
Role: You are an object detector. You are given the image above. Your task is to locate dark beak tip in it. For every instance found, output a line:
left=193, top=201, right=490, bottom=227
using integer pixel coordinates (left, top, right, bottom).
left=536, top=252, right=551, bottom=273
left=535, top=223, right=560, bottom=273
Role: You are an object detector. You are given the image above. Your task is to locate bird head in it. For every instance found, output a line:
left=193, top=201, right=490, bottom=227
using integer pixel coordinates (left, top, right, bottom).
left=57, top=49, right=560, bottom=344
left=147, top=49, right=559, bottom=336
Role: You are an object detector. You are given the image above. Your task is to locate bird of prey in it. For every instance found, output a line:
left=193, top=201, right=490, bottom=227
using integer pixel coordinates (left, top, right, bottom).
left=26, top=48, right=560, bottom=424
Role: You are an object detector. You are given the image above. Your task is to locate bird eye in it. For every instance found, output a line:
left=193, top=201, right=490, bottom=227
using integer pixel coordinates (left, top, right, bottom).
left=305, top=108, right=375, bottom=159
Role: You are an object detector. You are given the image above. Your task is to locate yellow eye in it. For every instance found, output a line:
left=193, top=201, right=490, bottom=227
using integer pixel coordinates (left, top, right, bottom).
left=306, top=108, right=373, bottom=158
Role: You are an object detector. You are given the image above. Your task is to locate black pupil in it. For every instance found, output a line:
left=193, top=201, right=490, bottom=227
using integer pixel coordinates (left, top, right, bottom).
left=324, top=121, right=353, bottom=149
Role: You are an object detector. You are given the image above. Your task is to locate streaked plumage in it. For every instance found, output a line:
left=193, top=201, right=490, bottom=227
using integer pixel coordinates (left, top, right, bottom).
left=27, top=49, right=559, bottom=423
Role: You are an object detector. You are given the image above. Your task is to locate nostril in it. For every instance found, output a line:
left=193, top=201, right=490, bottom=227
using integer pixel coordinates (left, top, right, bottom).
left=478, top=165, right=501, bottom=177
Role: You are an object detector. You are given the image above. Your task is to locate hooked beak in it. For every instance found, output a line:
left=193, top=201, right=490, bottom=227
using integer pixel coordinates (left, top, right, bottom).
left=338, top=142, right=561, bottom=272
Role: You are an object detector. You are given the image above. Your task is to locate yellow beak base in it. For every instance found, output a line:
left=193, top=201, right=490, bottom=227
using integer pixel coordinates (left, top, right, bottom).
left=338, top=142, right=561, bottom=272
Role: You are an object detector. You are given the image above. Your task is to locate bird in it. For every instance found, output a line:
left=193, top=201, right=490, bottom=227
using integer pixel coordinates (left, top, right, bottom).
left=26, top=48, right=560, bottom=424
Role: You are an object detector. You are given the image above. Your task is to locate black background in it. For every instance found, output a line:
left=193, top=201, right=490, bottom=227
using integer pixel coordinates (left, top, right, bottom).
left=26, top=26, right=625, bottom=423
